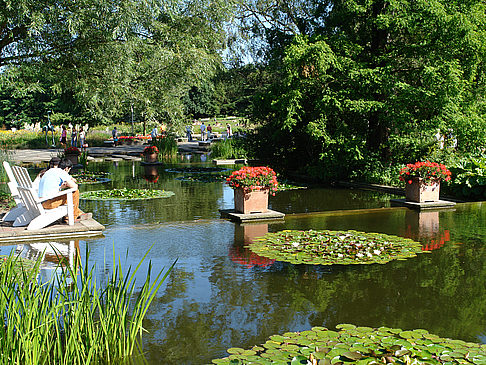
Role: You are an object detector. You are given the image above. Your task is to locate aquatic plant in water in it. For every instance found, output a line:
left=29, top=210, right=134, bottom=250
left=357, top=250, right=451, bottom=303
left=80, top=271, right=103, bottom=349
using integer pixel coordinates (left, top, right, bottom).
left=165, top=167, right=228, bottom=173
left=80, top=188, right=175, bottom=200
left=0, top=250, right=174, bottom=364
left=72, top=171, right=111, bottom=184
left=212, top=324, right=486, bottom=364
left=247, top=229, right=425, bottom=265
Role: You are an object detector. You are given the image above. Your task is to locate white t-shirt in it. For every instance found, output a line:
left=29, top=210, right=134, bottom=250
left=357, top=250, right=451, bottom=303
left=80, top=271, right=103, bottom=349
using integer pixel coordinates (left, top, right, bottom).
left=38, top=168, right=72, bottom=199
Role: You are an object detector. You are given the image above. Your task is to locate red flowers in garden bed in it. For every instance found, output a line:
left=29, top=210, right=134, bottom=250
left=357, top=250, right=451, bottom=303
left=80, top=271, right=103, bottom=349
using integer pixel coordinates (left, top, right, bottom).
left=64, top=147, right=80, bottom=155
left=226, top=166, right=278, bottom=194
left=143, top=146, right=159, bottom=154
left=399, top=161, right=452, bottom=184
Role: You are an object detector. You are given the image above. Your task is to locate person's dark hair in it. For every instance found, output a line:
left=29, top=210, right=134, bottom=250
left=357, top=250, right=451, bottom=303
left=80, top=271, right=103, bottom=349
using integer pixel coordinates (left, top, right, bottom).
left=49, top=157, right=61, bottom=168
left=59, top=158, right=73, bottom=170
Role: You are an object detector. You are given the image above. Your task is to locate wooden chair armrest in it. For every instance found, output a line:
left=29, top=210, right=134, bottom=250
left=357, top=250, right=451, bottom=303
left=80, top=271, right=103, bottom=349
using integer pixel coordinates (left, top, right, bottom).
left=39, top=188, right=77, bottom=202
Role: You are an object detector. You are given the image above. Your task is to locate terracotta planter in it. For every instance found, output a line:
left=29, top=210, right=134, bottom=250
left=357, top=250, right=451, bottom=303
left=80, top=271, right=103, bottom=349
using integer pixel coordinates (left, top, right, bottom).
left=65, top=154, right=79, bottom=165
left=405, top=177, right=440, bottom=203
left=144, top=152, right=158, bottom=163
left=234, top=188, right=269, bottom=214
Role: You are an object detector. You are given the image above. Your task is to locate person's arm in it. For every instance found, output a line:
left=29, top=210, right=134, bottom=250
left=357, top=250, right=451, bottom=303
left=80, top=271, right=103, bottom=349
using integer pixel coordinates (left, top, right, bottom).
left=60, top=170, right=78, bottom=190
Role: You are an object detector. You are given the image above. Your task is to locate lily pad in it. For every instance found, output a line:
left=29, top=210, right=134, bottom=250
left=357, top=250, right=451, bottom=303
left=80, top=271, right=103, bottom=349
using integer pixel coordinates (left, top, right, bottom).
left=246, top=229, right=424, bottom=265
left=80, top=188, right=175, bottom=201
left=211, top=324, right=485, bottom=365
left=72, top=171, right=111, bottom=184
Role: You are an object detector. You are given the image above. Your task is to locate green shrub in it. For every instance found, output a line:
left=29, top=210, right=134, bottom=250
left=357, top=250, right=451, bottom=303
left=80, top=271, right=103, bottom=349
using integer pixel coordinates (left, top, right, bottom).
left=442, top=154, right=486, bottom=199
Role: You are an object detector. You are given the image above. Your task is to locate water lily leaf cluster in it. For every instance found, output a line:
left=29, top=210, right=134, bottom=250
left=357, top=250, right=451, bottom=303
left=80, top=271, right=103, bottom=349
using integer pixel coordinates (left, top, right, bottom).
left=165, top=167, right=228, bottom=173
left=175, top=173, right=228, bottom=183
left=276, top=181, right=307, bottom=191
left=80, top=188, right=175, bottom=201
left=212, top=324, right=486, bottom=364
left=247, top=230, right=424, bottom=265
left=72, top=172, right=111, bottom=184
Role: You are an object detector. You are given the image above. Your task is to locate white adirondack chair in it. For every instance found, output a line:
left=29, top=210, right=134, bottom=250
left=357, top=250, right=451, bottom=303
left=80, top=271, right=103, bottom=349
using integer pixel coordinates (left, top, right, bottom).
left=11, top=165, right=34, bottom=189
left=14, top=186, right=75, bottom=230
left=1, top=161, right=29, bottom=222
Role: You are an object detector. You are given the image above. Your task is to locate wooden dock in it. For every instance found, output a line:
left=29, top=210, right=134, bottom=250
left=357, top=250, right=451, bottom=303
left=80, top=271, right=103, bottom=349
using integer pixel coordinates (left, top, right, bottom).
left=0, top=217, right=105, bottom=243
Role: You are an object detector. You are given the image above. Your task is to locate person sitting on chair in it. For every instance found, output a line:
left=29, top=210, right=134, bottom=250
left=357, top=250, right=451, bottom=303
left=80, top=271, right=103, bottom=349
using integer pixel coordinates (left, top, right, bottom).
left=33, top=157, right=61, bottom=191
left=38, top=158, right=90, bottom=222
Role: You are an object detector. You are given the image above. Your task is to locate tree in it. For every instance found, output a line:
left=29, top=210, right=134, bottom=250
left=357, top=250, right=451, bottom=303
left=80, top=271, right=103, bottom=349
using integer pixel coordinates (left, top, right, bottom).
left=247, top=0, right=486, bottom=179
left=1, top=0, right=234, bottom=130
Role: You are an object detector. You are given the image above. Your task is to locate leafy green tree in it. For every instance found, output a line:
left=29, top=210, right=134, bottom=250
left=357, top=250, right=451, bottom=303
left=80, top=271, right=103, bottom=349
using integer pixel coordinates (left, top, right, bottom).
left=247, top=0, right=486, bottom=180
left=1, top=0, right=233, bottom=131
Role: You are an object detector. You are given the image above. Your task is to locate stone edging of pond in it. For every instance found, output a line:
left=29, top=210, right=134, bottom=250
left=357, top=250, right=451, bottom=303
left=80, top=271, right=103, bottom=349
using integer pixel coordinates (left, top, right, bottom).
left=80, top=188, right=175, bottom=201
left=246, top=229, right=425, bottom=265
left=212, top=324, right=486, bottom=364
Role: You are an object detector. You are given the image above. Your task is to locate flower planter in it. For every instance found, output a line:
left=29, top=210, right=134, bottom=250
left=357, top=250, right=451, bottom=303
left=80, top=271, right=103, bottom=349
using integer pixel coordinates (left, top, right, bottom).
left=405, top=177, right=440, bottom=203
left=144, top=152, right=159, bottom=163
left=65, top=154, right=79, bottom=165
left=234, top=188, right=269, bottom=214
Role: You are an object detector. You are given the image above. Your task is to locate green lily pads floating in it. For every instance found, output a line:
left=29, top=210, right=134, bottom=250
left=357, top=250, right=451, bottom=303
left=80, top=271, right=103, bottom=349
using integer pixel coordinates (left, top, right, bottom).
left=212, top=324, right=486, bottom=365
left=165, top=167, right=228, bottom=173
left=80, top=188, right=175, bottom=201
left=276, top=181, right=307, bottom=191
left=246, top=229, right=424, bottom=265
left=175, top=173, right=228, bottom=183
left=72, top=171, right=111, bottom=184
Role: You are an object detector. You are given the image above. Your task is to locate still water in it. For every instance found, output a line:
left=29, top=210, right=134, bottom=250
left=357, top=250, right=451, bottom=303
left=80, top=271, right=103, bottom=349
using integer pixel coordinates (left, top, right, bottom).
left=2, top=160, right=486, bottom=364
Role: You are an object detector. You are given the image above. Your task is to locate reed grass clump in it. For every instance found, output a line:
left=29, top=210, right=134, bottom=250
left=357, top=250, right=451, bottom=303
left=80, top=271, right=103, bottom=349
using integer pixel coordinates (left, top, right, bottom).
left=0, top=249, right=173, bottom=364
left=210, top=138, right=247, bottom=159
left=154, top=134, right=178, bottom=159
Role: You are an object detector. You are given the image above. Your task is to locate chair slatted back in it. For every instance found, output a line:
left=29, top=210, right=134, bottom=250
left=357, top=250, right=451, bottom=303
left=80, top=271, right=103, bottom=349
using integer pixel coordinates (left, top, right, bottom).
left=12, top=165, right=33, bottom=189
left=3, top=161, right=16, bottom=184
left=16, top=186, right=44, bottom=217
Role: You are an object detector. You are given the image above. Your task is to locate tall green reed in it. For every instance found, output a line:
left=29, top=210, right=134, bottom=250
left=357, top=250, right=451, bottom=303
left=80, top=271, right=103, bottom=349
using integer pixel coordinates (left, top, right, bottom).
left=0, top=248, right=174, bottom=364
left=154, top=135, right=178, bottom=160
left=210, top=138, right=247, bottom=159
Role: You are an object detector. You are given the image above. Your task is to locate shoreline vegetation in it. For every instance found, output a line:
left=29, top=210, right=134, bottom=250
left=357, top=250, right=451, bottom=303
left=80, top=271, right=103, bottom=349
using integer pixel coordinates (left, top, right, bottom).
left=0, top=249, right=174, bottom=364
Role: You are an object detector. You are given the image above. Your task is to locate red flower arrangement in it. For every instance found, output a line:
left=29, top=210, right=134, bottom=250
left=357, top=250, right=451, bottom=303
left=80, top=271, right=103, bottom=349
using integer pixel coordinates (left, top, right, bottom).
left=399, top=161, right=452, bottom=184
left=143, top=146, right=159, bottom=154
left=226, top=166, right=278, bottom=194
left=64, top=147, right=80, bottom=155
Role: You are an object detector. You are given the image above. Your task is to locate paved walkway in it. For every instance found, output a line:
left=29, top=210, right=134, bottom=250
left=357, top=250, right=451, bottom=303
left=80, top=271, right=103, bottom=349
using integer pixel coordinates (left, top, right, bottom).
left=6, top=141, right=208, bottom=164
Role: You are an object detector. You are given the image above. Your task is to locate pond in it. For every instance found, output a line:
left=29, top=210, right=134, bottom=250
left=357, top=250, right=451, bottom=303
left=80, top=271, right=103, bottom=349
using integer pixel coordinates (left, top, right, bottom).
left=2, top=159, right=486, bottom=364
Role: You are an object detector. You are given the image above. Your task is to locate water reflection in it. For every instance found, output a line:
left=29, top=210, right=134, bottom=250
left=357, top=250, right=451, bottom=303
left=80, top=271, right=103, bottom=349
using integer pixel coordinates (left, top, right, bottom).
left=143, top=165, right=159, bottom=183
left=230, top=223, right=275, bottom=268
left=404, top=210, right=451, bottom=251
left=8, top=240, right=79, bottom=283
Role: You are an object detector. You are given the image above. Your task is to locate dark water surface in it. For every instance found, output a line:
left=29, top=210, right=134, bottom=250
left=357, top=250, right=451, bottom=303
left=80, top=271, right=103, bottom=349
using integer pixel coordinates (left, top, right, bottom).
left=2, top=161, right=486, bottom=364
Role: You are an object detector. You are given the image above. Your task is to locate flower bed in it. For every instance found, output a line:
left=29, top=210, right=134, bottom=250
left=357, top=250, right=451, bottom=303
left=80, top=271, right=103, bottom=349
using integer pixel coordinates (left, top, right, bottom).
left=399, top=161, right=451, bottom=184
left=247, top=229, right=424, bottom=265
left=80, top=188, right=174, bottom=201
left=212, top=324, right=486, bottom=364
left=226, top=166, right=278, bottom=195
left=64, top=146, right=81, bottom=156
left=143, top=145, right=159, bottom=154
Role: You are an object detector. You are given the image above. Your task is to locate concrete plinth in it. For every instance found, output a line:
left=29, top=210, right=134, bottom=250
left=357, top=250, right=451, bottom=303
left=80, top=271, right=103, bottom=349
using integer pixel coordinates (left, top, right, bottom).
left=390, top=199, right=456, bottom=210
left=0, top=218, right=105, bottom=243
left=213, top=159, right=247, bottom=165
left=220, top=209, right=285, bottom=223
